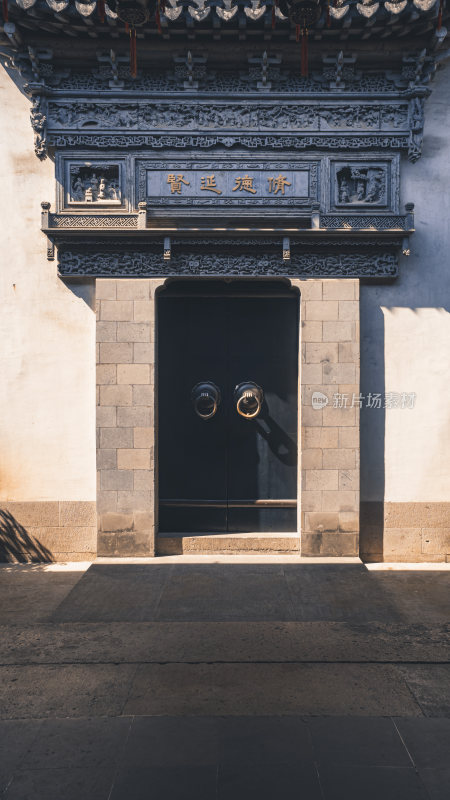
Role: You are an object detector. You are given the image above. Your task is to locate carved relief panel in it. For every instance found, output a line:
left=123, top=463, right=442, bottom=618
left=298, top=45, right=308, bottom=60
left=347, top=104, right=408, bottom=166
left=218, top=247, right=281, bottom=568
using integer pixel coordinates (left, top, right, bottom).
left=328, top=156, right=399, bottom=213
left=62, top=160, right=126, bottom=210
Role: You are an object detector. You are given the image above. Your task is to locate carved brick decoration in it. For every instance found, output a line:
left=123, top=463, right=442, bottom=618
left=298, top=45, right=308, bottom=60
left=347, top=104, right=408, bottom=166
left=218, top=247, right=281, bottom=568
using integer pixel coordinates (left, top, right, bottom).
left=58, top=246, right=398, bottom=279
left=68, top=163, right=121, bottom=205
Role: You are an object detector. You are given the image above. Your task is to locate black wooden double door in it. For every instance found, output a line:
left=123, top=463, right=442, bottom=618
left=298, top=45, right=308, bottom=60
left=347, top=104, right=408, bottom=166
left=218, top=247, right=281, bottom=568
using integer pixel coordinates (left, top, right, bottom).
left=158, top=284, right=299, bottom=533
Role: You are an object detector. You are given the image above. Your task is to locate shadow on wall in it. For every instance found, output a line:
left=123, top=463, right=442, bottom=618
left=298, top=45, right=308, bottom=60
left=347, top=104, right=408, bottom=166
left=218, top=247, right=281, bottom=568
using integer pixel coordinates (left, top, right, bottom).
left=360, top=297, right=385, bottom=560
left=0, top=510, right=53, bottom=563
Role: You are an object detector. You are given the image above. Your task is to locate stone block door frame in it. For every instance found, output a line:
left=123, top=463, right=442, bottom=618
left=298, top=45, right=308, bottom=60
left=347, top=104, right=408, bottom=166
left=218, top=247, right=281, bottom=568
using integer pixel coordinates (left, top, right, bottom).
left=96, top=277, right=360, bottom=557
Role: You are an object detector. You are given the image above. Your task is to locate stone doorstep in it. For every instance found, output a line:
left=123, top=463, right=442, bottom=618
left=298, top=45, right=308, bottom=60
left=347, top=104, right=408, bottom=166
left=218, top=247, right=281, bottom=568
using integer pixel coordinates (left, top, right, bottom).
left=156, top=532, right=300, bottom=556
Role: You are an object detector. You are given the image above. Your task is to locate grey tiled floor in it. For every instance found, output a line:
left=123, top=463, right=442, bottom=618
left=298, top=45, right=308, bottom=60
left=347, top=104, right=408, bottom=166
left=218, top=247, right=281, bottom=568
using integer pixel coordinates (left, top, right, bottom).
left=1, top=560, right=449, bottom=798
left=2, top=716, right=448, bottom=799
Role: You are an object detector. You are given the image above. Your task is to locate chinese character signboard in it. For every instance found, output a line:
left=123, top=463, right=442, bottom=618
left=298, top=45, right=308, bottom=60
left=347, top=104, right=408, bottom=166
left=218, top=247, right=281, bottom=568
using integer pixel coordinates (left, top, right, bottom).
left=144, top=165, right=312, bottom=206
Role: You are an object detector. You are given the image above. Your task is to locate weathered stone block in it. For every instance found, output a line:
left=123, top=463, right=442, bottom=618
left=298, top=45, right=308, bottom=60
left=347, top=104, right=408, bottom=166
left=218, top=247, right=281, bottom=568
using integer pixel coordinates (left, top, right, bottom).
left=133, top=344, right=155, bottom=364
left=117, top=407, right=153, bottom=427
left=301, top=385, right=334, bottom=406
left=300, top=364, right=323, bottom=384
left=117, top=364, right=150, bottom=385
left=339, top=469, right=359, bottom=491
left=305, top=301, right=338, bottom=321
left=301, top=532, right=358, bottom=557
left=338, top=511, right=360, bottom=533
left=132, top=385, right=154, bottom=407
left=101, top=470, right=134, bottom=491
left=322, top=449, right=356, bottom=469
left=60, top=501, right=97, bottom=527
left=28, top=526, right=96, bottom=553
left=322, top=406, right=356, bottom=427
left=338, top=301, right=359, bottom=321
left=384, top=502, right=450, bottom=528
left=116, top=280, right=150, bottom=300
left=96, top=364, right=116, bottom=385
left=99, top=342, right=133, bottom=364
left=117, top=322, right=151, bottom=343
left=96, top=406, right=116, bottom=428
left=305, top=470, right=339, bottom=491
left=302, top=426, right=339, bottom=449
left=322, top=363, right=356, bottom=385
left=133, top=300, right=155, bottom=323
left=134, top=428, right=154, bottom=448
left=339, top=342, right=360, bottom=363
left=100, top=512, right=133, bottom=532
left=0, top=502, right=59, bottom=527
left=301, top=321, right=322, bottom=342
left=322, top=490, right=358, bottom=512
left=322, top=321, right=353, bottom=343
left=322, top=280, right=356, bottom=301
left=96, top=321, right=117, bottom=343
left=133, top=470, right=154, bottom=491
left=97, top=531, right=117, bottom=556
left=384, top=528, right=422, bottom=555
left=305, top=512, right=339, bottom=533
left=117, top=490, right=152, bottom=513
left=100, top=427, right=133, bottom=449
left=114, top=531, right=153, bottom=556
left=301, top=449, right=323, bottom=469
left=300, top=491, right=322, bottom=512
left=421, top=529, right=450, bottom=555
left=133, top=511, right=154, bottom=531
left=117, top=449, right=151, bottom=470
left=301, top=407, right=323, bottom=427
left=305, top=343, right=339, bottom=364
left=100, top=301, right=133, bottom=322
left=338, top=427, right=359, bottom=448
left=97, top=490, right=118, bottom=514
left=99, top=385, right=132, bottom=407
left=97, top=449, right=117, bottom=470
left=297, top=280, right=322, bottom=301
left=96, top=279, right=117, bottom=300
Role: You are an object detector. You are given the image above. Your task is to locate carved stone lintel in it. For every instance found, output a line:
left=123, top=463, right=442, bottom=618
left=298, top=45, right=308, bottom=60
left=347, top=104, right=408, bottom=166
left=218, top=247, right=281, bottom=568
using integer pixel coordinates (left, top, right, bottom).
left=58, top=248, right=398, bottom=279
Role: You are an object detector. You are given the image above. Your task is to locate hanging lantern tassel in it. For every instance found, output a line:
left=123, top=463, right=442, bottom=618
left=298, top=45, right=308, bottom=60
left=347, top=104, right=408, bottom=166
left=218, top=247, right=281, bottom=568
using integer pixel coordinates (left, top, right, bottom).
left=156, top=1, right=162, bottom=34
left=437, top=0, right=443, bottom=30
left=301, top=27, right=309, bottom=77
left=98, top=0, right=105, bottom=22
left=130, top=27, right=137, bottom=79
left=125, top=21, right=130, bottom=33
left=2, top=0, right=8, bottom=22
left=326, top=0, right=331, bottom=27
left=271, top=0, right=277, bottom=29
left=160, top=0, right=166, bottom=12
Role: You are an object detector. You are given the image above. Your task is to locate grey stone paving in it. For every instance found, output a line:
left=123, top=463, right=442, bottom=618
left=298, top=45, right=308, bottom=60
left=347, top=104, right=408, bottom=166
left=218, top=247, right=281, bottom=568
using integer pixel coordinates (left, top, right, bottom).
left=0, top=558, right=449, bottom=798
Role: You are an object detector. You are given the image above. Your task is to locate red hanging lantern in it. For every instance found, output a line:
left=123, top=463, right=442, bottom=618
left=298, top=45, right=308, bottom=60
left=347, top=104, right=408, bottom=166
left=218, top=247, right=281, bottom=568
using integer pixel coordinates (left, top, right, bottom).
left=112, top=0, right=154, bottom=77
left=278, top=0, right=320, bottom=76
left=2, top=0, right=8, bottom=22
left=437, top=0, right=443, bottom=30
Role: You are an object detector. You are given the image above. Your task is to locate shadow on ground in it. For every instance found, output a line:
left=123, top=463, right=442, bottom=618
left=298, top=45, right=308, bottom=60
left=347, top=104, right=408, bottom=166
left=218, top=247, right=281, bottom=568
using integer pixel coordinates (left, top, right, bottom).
left=50, top=561, right=450, bottom=625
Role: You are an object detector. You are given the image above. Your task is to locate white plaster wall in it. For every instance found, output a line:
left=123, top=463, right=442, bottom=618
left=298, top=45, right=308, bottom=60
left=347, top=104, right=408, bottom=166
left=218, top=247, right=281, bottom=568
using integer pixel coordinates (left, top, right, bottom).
left=0, top=67, right=96, bottom=501
left=361, top=64, right=450, bottom=502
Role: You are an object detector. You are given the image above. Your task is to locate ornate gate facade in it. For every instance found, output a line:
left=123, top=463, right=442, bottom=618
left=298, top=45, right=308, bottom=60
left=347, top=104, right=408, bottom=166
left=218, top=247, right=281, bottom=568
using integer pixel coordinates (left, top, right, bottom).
left=2, top=0, right=440, bottom=556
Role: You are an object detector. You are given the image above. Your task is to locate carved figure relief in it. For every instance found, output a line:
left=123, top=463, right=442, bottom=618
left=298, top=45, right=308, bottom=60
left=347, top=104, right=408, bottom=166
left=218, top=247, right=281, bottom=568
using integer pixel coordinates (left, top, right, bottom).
left=335, top=165, right=387, bottom=206
left=68, top=164, right=121, bottom=204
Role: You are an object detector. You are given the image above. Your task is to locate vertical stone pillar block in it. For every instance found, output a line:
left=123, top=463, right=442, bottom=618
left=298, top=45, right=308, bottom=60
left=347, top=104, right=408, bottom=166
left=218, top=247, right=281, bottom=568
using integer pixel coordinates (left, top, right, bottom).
left=96, top=278, right=162, bottom=557
left=292, top=278, right=360, bottom=557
